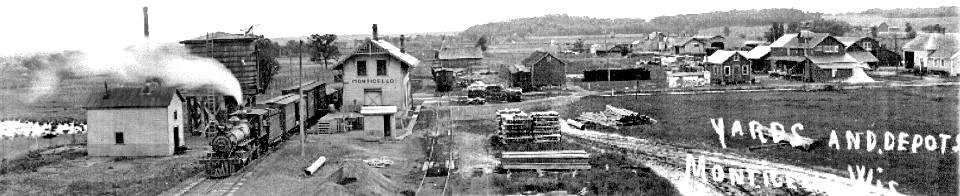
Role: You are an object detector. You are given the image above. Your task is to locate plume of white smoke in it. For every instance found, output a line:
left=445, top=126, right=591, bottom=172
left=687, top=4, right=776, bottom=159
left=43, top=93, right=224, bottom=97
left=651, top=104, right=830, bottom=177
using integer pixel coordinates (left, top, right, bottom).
left=24, top=42, right=243, bottom=104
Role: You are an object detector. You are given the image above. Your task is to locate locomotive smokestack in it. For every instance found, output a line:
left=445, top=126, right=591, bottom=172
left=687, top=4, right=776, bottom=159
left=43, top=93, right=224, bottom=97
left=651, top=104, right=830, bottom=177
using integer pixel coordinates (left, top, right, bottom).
left=143, top=6, right=149, bottom=38
left=372, top=24, right=378, bottom=41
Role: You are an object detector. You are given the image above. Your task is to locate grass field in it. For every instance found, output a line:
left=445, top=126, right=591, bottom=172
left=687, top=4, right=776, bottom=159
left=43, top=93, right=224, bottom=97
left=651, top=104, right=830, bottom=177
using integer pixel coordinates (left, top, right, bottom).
left=560, top=86, right=958, bottom=195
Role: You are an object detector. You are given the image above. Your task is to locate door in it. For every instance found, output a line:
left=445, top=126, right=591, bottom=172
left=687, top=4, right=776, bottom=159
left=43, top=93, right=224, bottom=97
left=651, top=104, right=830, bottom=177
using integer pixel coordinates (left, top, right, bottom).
left=383, top=115, right=391, bottom=137
left=173, top=127, right=180, bottom=148
left=904, top=51, right=914, bottom=69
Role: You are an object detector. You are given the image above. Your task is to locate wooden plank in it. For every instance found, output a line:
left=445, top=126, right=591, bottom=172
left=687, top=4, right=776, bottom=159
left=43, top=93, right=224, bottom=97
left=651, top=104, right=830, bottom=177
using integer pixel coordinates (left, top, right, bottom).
left=501, top=163, right=591, bottom=170
left=500, top=150, right=588, bottom=155
left=501, top=154, right=590, bottom=159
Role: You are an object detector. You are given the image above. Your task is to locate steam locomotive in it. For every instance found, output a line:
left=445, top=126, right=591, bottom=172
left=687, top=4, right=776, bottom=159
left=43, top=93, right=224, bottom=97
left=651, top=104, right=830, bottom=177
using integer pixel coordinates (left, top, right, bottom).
left=197, top=81, right=329, bottom=178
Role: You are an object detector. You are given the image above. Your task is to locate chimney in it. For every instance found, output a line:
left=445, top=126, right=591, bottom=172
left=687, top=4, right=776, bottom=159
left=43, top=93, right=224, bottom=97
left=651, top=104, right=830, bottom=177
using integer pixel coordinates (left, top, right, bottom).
left=400, top=34, right=406, bottom=53
left=372, top=24, right=378, bottom=41
left=102, top=81, right=110, bottom=99
left=143, top=6, right=149, bottom=38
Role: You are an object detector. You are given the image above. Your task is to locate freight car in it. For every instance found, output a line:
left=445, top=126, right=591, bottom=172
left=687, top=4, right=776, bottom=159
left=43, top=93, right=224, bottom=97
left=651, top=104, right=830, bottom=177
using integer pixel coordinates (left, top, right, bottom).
left=200, top=82, right=328, bottom=178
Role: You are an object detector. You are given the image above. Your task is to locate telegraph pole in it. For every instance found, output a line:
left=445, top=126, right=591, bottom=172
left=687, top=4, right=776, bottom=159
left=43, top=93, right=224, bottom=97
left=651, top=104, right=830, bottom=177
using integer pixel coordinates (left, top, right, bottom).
left=299, top=40, right=306, bottom=157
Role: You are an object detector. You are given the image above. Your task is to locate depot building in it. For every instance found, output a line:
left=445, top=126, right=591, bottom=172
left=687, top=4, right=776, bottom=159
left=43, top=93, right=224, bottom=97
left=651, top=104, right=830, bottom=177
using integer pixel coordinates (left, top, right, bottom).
left=334, top=25, right=419, bottom=139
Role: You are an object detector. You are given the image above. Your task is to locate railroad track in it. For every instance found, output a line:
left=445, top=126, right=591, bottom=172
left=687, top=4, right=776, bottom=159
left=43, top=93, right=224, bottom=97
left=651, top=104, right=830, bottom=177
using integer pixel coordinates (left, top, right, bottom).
left=168, top=156, right=266, bottom=196
left=559, top=121, right=903, bottom=196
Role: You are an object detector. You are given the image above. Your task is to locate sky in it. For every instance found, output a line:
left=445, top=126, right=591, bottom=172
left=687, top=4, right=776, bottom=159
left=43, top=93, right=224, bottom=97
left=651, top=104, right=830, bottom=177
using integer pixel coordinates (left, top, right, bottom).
left=0, top=0, right=956, bottom=55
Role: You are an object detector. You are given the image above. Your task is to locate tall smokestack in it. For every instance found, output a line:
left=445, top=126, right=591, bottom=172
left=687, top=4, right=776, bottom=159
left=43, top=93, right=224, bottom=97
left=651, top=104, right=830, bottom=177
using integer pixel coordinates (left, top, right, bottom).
left=400, top=34, right=406, bottom=53
left=372, top=24, right=378, bottom=41
left=143, top=6, right=149, bottom=38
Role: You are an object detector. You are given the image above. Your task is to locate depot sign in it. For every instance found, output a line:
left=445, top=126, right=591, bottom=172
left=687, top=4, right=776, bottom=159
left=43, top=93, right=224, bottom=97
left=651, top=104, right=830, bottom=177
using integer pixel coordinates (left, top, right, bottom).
left=350, top=78, right=395, bottom=84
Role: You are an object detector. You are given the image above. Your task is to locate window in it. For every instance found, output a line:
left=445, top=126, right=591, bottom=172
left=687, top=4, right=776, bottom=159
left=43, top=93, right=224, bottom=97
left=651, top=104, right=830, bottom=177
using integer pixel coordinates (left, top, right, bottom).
left=742, top=65, right=749, bottom=75
left=732, top=55, right=740, bottom=61
left=724, top=66, right=732, bottom=76
left=173, top=111, right=178, bottom=120
left=792, top=48, right=804, bottom=55
left=823, top=46, right=839, bottom=53
left=363, top=88, right=383, bottom=106
left=693, top=43, right=700, bottom=47
left=376, top=60, right=387, bottom=76
left=356, top=61, right=367, bottom=76
left=115, top=132, right=124, bottom=144
left=862, top=42, right=873, bottom=51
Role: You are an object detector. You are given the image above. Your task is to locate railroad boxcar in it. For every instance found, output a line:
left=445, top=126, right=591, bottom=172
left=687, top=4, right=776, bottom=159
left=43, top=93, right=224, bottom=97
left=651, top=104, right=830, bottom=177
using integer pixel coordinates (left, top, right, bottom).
left=281, top=80, right=325, bottom=123
left=261, top=94, right=301, bottom=134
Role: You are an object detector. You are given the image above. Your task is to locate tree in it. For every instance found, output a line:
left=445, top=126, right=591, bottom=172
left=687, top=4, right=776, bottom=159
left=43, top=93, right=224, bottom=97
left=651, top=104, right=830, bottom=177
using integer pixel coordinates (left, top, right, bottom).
left=807, top=19, right=852, bottom=36
left=254, top=38, right=281, bottom=93
left=475, top=35, right=489, bottom=52
left=921, top=24, right=946, bottom=33
left=306, top=34, right=340, bottom=66
left=905, top=23, right=917, bottom=38
left=573, top=39, right=586, bottom=53
left=786, top=22, right=801, bottom=34
left=870, top=26, right=878, bottom=38
left=763, top=22, right=785, bottom=43
left=722, top=26, right=731, bottom=37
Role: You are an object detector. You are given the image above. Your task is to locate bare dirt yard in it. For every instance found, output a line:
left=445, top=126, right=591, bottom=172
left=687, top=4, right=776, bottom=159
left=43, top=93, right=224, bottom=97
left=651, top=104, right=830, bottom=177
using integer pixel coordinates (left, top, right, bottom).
left=563, top=85, right=958, bottom=195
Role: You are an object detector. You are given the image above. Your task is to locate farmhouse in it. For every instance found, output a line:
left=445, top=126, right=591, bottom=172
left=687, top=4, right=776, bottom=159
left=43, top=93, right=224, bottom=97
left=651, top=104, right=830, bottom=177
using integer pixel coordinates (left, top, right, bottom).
left=436, top=47, right=483, bottom=68
left=768, top=31, right=870, bottom=82
left=334, top=25, right=420, bottom=138
left=903, top=33, right=959, bottom=76
left=521, top=51, right=567, bottom=88
left=84, top=84, right=185, bottom=156
left=705, top=50, right=752, bottom=85
left=671, top=35, right=725, bottom=56
left=744, top=46, right=771, bottom=73
left=836, top=37, right=883, bottom=68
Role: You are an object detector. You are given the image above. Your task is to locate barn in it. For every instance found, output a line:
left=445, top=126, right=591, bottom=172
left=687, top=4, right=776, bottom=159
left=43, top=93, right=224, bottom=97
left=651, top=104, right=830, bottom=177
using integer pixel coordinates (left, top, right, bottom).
left=334, top=25, right=419, bottom=139
left=436, top=47, right=483, bottom=68
left=521, top=51, right=566, bottom=88
left=507, top=64, right=532, bottom=91
left=84, top=84, right=186, bottom=156
left=705, top=50, right=753, bottom=85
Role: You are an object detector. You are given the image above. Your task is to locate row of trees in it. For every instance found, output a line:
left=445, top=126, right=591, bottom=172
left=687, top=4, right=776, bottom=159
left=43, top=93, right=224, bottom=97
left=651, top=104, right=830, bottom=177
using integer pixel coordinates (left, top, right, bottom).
left=860, top=6, right=958, bottom=18
left=762, top=19, right=853, bottom=42
left=461, top=9, right=822, bottom=38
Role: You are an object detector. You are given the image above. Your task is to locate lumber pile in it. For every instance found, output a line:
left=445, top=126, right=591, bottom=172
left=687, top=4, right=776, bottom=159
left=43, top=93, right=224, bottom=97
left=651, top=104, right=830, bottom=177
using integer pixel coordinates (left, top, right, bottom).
left=495, top=109, right=562, bottom=144
left=573, top=105, right=657, bottom=129
left=499, top=150, right=591, bottom=170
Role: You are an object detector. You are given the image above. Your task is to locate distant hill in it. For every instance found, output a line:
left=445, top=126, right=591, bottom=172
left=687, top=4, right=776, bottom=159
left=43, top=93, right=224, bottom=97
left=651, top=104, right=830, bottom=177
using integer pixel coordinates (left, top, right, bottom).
left=859, top=6, right=957, bottom=18
left=461, top=9, right=822, bottom=38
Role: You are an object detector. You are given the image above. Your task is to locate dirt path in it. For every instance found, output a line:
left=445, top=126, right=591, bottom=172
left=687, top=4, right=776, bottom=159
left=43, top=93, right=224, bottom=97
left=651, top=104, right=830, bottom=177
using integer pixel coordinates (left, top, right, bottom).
left=561, top=124, right=905, bottom=196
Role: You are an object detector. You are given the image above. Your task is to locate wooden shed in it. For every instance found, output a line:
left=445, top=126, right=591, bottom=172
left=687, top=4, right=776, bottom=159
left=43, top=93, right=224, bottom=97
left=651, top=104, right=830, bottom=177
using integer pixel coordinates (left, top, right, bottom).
left=521, top=51, right=566, bottom=88
left=705, top=50, right=753, bottom=85
left=436, top=47, right=483, bottom=68
left=507, top=64, right=532, bottom=91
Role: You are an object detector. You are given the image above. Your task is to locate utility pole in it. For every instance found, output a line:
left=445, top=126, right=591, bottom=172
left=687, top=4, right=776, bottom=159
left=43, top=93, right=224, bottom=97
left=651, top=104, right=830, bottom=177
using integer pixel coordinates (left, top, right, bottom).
left=299, top=40, right=306, bottom=157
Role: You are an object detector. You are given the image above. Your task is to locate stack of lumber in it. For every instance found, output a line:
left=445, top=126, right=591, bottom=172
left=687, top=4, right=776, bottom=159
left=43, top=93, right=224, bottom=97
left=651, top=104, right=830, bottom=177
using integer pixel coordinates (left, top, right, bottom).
left=499, top=150, right=591, bottom=170
left=575, top=105, right=657, bottom=128
left=495, top=110, right=563, bottom=144
left=530, top=111, right=561, bottom=143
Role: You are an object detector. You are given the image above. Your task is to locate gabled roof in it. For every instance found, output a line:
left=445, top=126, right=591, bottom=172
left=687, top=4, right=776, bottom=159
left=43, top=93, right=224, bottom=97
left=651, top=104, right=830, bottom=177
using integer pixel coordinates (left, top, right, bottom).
left=521, top=51, right=565, bottom=67
left=261, top=94, right=299, bottom=105
left=334, top=39, right=420, bottom=69
left=85, top=86, right=181, bottom=109
left=834, top=37, right=861, bottom=48
left=770, top=31, right=832, bottom=49
left=903, top=33, right=959, bottom=59
left=437, top=47, right=483, bottom=60
left=744, top=46, right=771, bottom=59
left=508, top=64, right=529, bottom=73
left=706, top=50, right=747, bottom=64
left=179, top=32, right=259, bottom=44
left=847, top=51, right=879, bottom=63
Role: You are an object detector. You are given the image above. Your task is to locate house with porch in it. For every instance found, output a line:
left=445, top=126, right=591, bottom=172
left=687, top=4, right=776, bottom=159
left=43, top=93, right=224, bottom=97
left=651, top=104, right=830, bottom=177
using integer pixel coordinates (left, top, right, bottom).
left=768, top=31, right=870, bottom=82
